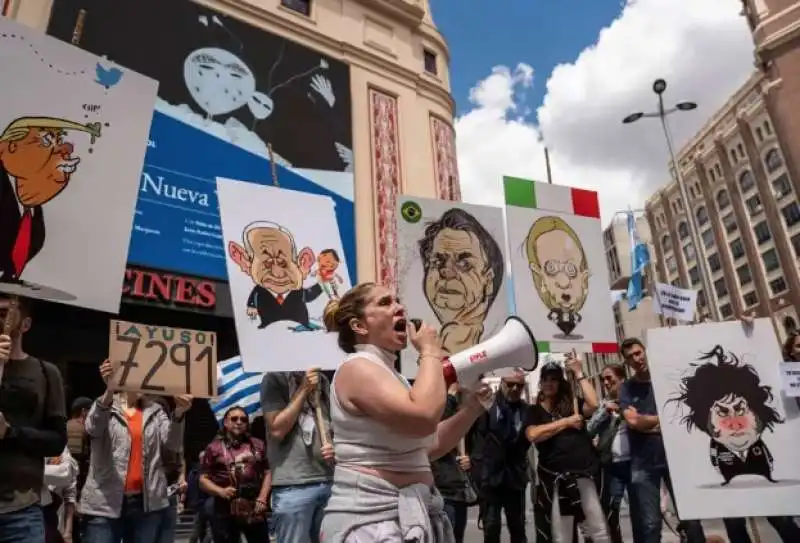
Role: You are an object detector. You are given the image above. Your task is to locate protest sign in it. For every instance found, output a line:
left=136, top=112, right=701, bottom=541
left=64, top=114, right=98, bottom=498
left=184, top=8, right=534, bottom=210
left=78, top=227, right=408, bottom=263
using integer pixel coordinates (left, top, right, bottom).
left=653, top=282, right=696, bottom=321
left=779, top=363, right=800, bottom=398
left=109, top=320, right=217, bottom=397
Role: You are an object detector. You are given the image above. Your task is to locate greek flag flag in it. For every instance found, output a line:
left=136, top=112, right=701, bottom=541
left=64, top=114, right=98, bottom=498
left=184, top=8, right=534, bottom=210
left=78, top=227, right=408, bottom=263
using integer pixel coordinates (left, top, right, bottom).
left=626, top=210, right=650, bottom=311
left=209, top=357, right=263, bottom=424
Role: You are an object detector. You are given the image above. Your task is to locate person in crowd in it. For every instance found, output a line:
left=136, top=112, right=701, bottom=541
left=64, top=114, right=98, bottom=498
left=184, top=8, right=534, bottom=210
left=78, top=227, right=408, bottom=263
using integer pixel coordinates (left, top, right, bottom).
left=42, top=446, right=79, bottom=543
left=783, top=329, right=800, bottom=411
left=471, top=370, right=531, bottom=543
left=319, top=283, right=492, bottom=542
left=62, top=467, right=79, bottom=543
left=66, top=397, right=92, bottom=543
left=618, top=337, right=706, bottom=543
left=586, top=364, right=630, bottom=543
left=187, top=451, right=212, bottom=543
left=199, top=406, right=271, bottom=543
left=151, top=396, right=188, bottom=543
left=431, top=383, right=480, bottom=543
left=525, top=356, right=609, bottom=543
left=0, top=296, right=68, bottom=541
left=80, top=359, right=190, bottom=543
left=261, top=367, right=334, bottom=543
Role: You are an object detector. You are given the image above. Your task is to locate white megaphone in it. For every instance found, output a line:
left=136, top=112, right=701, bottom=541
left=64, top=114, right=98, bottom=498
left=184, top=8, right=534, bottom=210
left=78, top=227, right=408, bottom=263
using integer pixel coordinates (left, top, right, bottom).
left=441, top=316, right=539, bottom=388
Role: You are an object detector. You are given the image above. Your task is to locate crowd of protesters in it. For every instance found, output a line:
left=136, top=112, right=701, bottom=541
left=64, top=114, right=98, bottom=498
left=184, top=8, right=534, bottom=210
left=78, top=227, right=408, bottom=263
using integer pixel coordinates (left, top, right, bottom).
left=2, top=289, right=800, bottom=543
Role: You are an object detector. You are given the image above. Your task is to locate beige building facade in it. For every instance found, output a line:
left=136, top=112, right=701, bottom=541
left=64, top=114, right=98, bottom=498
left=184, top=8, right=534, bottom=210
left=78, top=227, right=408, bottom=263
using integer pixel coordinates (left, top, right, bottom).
left=644, top=73, right=799, bottom=344
left=5, top=0, right=459, bottom=288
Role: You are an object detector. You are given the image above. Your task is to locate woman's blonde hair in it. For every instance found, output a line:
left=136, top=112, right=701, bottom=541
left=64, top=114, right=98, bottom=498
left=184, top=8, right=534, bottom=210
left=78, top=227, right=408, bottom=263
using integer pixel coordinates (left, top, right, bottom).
left=323, top=282, right=377, bottom=353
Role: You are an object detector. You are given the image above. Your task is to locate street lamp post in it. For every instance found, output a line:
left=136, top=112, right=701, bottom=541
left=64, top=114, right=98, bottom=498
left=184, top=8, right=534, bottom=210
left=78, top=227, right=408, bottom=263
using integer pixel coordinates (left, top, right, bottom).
left=622, top=79, right=720, bottom=321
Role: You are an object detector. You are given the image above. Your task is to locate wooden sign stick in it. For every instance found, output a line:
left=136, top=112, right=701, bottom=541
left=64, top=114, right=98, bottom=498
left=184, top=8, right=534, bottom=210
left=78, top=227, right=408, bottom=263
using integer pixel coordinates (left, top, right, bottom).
left=570, top=349, right=579, bottom=415
left=311, top=370, right=330, bottom=447
left=0, top=295, right=20, bottom=387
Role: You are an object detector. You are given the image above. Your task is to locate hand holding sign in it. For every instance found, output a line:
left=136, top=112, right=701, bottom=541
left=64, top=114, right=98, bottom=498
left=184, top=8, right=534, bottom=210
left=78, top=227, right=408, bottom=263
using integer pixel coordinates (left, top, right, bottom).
left=109, top=320, right=217, bottom=398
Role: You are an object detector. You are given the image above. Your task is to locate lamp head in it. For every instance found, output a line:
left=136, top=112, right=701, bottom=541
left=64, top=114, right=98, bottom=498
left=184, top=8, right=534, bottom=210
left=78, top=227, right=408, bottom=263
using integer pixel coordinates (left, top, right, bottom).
left=653, top=79, right=667, bottom=95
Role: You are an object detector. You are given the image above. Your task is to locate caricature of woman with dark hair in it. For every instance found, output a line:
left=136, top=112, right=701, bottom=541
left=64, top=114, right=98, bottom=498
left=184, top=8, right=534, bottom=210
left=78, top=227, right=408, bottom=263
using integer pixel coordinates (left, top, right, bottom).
left=668, top=345, right=784, bottom=486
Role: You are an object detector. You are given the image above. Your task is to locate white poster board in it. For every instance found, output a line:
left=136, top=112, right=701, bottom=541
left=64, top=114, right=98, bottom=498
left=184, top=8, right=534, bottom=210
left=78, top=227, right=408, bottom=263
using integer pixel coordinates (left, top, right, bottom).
left=0, top=17, right=157, bottom=312
left=653, top=282, right=697, bottom=322
left=504, top=177, right=616, bottom=354
left=647, top=319, right=800, bottom=519
left=216, top=178, right=352, bottom=372
left=395, top=197, right=510, bottom=378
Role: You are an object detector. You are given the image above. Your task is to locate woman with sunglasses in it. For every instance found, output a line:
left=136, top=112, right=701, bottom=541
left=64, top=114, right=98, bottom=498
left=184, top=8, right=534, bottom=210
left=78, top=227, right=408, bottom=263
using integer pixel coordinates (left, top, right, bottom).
left=199, top=406, right=271, bottom=543
left=319, top=283, right=491, bottom=542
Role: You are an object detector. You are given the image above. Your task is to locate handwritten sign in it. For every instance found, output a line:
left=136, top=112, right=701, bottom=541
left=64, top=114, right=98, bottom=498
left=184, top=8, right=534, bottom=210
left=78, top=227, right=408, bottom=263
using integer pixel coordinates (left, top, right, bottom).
left=653, top=282, right=697, bottom=322
left=109, top=320, right=217, bottom=398
left=779, top=363, right=800, bottom=398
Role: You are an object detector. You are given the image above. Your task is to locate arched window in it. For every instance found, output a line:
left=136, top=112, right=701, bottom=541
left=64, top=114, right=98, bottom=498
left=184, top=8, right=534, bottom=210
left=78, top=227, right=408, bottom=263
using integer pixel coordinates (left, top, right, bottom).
left=717, top=189, right=730, bottom=211
left=785, top=315, right=798, bottom=335
left=765, top=148, right=783, bottom=174
left=661, top=234, right=671, bottom=253
left=678, top=222, right=690, bottom=240
left=696, top=206, right=709, bottom=227
left=739, top=170, right=755, bottom=192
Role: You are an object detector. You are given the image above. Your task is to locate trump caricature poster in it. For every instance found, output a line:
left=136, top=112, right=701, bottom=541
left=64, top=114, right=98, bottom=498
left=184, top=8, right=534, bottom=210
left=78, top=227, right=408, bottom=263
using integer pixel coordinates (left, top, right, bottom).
left=0, top=16, right=157, bottom=312
left=396, top=196, right=509, bottom=378
left=648, top=319, right=800, bottom=519
left=216, top=177, right=352, bottom=372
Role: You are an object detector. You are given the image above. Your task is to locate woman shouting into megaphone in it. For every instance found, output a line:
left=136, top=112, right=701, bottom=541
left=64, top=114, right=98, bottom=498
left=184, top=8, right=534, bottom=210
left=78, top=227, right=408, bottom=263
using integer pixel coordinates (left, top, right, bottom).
left=319, top=283, right=492, bottom=543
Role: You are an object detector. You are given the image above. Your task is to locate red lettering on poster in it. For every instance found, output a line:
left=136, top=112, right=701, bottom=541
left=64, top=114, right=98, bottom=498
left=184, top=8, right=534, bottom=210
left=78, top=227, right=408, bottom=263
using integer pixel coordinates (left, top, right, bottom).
left=122, top=268, right=216, bottom=309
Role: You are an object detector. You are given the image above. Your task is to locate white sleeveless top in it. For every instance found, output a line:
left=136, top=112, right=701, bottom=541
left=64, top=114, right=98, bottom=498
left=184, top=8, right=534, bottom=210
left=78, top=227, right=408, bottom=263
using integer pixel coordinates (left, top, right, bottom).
left=330, top=344, right=433, bottom=472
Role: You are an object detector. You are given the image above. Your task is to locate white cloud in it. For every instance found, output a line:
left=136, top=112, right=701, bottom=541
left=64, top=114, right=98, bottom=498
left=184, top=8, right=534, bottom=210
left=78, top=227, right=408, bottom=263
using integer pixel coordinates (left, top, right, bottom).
left=455, top=0, right=755, bottom=225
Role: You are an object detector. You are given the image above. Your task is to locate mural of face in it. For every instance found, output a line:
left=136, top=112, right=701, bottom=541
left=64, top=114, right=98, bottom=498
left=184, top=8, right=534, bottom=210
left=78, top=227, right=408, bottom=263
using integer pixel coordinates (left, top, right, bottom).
left=183, top=47, right=256, bottom=118
left=423, top=228, right=494, bottom=325
left=709, top=394, right=760, bottom=453
left=246, top=226, right=305, bottom=295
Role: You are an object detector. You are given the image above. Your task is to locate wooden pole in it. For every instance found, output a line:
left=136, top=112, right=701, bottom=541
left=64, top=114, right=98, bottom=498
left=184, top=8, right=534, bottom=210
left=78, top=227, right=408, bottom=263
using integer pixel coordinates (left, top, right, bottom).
left=71, top=9, right=87, bottom=45
left=544, top=146, right=553, bottom=185
left=312, top=378, right=330, bottom=447
left=0, top=295, right=20, bottom=386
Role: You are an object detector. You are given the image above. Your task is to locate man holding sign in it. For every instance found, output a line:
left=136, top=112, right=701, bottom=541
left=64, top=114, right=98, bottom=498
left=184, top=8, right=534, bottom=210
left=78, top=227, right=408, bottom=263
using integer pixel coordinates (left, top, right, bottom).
left=80, top=360, right=192, bottom=542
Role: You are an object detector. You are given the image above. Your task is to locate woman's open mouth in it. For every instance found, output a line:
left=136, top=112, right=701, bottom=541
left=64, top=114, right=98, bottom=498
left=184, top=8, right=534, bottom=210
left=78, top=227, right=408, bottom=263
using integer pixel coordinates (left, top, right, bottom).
left=393, top=318, right=407, bottom=332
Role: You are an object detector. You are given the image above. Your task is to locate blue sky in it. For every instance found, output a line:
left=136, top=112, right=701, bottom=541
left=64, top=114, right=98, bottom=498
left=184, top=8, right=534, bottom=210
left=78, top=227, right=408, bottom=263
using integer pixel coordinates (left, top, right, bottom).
left=432, top=1, right=624, bottom=118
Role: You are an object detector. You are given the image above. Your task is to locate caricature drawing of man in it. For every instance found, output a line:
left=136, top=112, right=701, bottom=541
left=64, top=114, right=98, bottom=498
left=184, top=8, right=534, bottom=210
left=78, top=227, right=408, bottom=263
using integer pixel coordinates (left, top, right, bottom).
left=228, top=221, right=324, bottom=332
left=668, top=345, right=784, bottom=486
left=418, top=208, right=504, bottom=355
left=0, top=116, right=101, bottom=281
left=310, top=248, right=343, bottom=301
left=524, top=216, right=590, bottom=339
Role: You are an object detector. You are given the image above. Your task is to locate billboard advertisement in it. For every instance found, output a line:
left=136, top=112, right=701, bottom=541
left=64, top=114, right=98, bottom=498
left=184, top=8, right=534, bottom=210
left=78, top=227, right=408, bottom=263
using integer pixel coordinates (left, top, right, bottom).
left=46, top=0, right=355, bottom=282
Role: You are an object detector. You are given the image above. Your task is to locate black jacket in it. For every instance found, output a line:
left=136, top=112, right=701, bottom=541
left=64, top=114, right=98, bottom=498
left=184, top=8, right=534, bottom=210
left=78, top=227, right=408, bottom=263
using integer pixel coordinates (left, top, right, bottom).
left=710, top=438, right=775, bottom=485
left=0, top=169, right=46, bottom=280
left=246, top=283, right=323, bottom=327
left=471, top=395, right=530, bottom=490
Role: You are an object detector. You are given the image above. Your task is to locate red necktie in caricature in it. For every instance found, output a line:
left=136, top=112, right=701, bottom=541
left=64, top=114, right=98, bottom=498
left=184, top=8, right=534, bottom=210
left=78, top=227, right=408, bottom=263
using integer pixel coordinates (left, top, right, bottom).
left=11, top=209, right=33, bottom=277
left=275, top=294, right=285, bottom=305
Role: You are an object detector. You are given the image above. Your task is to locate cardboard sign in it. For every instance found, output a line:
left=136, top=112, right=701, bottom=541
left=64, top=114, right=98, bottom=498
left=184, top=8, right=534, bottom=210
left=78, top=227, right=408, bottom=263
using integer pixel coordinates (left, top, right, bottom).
left=109, top=320, right=217, bottom=397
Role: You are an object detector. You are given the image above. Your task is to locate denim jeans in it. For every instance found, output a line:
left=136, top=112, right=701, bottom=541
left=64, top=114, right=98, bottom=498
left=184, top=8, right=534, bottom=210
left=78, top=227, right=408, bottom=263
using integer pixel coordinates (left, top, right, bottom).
left=443, top=500, right=468, bottom=543
left=723, top=516, right=800, bottom=542
left=272, top=482, right=332, bottom=543
left=83, top=495, right=164, bottom=543
left=0, top=505, right=45, bottom=543
left=600, top=461, right=631, bottom=543
left=156, top=495, right=179, bottom=543
left=629, top=466, right=705, bottom=543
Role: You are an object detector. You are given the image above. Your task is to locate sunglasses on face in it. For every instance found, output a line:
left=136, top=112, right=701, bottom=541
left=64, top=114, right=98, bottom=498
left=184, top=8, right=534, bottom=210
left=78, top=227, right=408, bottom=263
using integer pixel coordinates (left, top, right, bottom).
left=228, top=416, right=248, bottom=424
left=505, top=383, right=525, bottom=390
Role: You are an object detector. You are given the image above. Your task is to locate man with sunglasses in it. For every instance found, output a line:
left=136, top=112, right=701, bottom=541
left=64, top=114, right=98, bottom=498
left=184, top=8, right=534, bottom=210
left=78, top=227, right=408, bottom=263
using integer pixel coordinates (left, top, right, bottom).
left=471, top=370, right=530, bottom=543
left=0, top=295, right=68, bottom=542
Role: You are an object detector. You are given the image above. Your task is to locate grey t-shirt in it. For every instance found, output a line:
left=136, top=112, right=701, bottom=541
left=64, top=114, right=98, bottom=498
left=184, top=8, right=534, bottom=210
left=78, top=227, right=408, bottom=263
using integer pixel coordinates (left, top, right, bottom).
left=0, top=356, right=67, bottom=514
left=260, top=372, right=333, bottom=487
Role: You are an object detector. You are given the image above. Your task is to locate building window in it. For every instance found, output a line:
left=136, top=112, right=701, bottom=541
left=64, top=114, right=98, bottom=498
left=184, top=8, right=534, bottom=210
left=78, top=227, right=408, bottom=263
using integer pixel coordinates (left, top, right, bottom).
left=661, top=234, right=671, bottom=253
left=793, top=232, right=800, bottom=258
left=423, top=49, right=438, bottom=75
left=701, top=228, right=715, bottom=249
left=696, top=206, right=709, bottom=227
left=770, top=277, right=787, bottom=295
left=671, top=278, right=681, bottom=288
left=714, top=278, right=728, bottom=299
left=746, top=194, right=762, bottom=216
left=716, top=190, right=730, bottom=211
left=678, top=222, right=690, bottom=240
left=683, top=242, right=696, bottom=261
left=708, top=253, right=722, bottom=272
left=737, top=143, right=745, bottom=158
left=697, top=290, right=706, bottom=308
left=773, top=174, right=792, bottom=199
left=739, top=170, right=756, bottom=193
left=689, top=185, right=696, bottom=198
left=715, top=163, right=722, bottom=177
left=280, top=0, right=311, bottom=15
left=730, top=238, right=745, bottom=259
left=723, top=213, right=737, bottom=234
left=755, top=126, right=764, bottom=142
left=785, top=315, right=798, bottom=334
left=781, top=201, right=800, bottom=228
left=764, top=148, right=783, bottom=174
left=720, top=303, right=734, bottom=319
left=743, top=291, right=758, bottom=307
left=666, top=254, right=677, bottom=272
left=762, top=248, right=780, bottom=272
left=730, top=149, right=737, bottom=163
left=764, top=120, right=772, bottom=135
left=753, top=221, right=771, bottom=245
left=737, top=264, right=752, bottom=286
left=709, top=169, right=716, bottom=182
left=689, top=266, right=700, bottom=285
